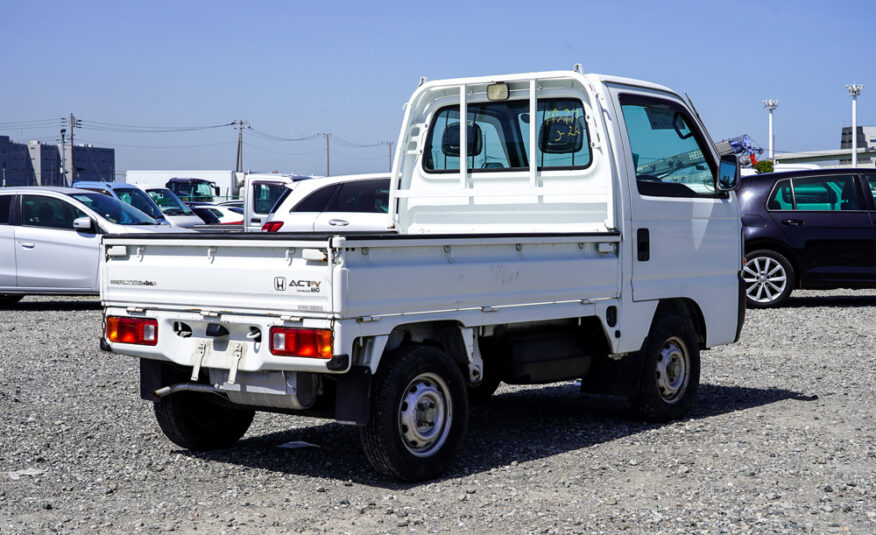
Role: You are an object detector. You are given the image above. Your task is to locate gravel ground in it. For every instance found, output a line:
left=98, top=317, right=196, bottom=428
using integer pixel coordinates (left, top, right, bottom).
left=1, top=291, right=874, bottom=534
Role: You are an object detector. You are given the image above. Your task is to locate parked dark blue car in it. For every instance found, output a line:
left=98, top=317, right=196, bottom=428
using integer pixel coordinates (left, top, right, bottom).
left=740, top=168, right=876, bottom=307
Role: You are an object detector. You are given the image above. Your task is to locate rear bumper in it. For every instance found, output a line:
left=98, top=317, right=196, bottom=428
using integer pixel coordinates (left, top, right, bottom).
left=104, top=306, right=351, bottom=374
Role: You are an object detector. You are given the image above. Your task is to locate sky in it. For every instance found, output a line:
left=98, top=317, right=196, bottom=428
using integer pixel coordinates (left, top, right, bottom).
left=1, top=0, right=874, bottom=178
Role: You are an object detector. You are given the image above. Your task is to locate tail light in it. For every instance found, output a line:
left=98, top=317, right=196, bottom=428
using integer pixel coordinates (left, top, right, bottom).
left=262, top=221, right=284, bottom=232
left=270, top=327, right=332, bottom=358
left=106, top=316, right=158, bottom=346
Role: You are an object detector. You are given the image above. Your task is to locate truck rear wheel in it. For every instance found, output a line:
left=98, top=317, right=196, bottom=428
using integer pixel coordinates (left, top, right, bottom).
left=360, top=345, right=469, bottom=481
left=632, top=314, right=700, bottom=422
left=153, top=391, right=254, bottom=451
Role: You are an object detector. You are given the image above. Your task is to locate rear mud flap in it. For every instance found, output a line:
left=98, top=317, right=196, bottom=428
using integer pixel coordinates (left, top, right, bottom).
left=334, top=366, right=371, bottom=426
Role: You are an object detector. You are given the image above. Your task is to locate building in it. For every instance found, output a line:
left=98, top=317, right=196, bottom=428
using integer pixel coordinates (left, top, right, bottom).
left=70, top=144, right=115, bottom=182
left=840, top=126, right=876, bottom=166
left=27, top=141, right=63, bottom=186
left=0, top=136, right=36, bottom=186
left=0, top=136, right=114, bottom=187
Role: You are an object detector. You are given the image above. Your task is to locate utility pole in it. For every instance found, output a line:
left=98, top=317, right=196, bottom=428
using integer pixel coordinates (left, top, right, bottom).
left=762, top=100, right=778, bottom=163
left=60, top=128, right=67, bottom=186
left=67, top=113, right=76, bottom=185
left=320, top=133, right=331, bottom=176
left=385, top=141, right=393, bottom=172
left=233, top=120, right=247, bottom=173
left=846, top=84, right=863, bottom=168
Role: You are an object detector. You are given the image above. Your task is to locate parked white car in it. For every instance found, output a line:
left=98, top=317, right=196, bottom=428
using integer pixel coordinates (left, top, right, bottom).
left=260, top=173, right=391, bottom=232
left=135, top=186, right=205, bottom=228
left=0, top=187, right=186, bottom=304
left=189, top=203, right=244, bottom=225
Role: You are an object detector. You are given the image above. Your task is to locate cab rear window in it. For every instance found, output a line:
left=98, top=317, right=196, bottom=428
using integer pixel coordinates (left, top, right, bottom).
left=423, top=98, right=591, bottom=172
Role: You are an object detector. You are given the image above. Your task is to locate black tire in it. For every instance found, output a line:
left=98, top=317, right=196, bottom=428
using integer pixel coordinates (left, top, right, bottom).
left=360, top=345, right=469, bottom=482
left=153, top=392, right=254, bottom=451
left=0, top=295, right=23, bottom=307
left=632, top=315, right=700, bottom=422
left=743, top=249, right=794, bottom=308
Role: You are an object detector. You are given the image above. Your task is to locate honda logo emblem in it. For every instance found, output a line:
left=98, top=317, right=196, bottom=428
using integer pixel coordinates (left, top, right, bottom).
left=274, top=276, right=287, bottom=291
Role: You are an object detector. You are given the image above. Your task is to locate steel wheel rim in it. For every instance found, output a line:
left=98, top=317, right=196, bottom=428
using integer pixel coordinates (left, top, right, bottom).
left=655, top=336, right=689, bottom=404
left=398, top=372, right=452, bottom=457
left=742, top=256, right=787, bottom=304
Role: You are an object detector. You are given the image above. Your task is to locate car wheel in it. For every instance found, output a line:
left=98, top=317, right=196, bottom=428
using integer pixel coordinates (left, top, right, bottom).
left=0, top=295, right=23, bottom=307
left=743, top=249, right=794, bottom=308
left=632, top=314, right=700, bottom=422
left=360, top=345, right=468, bottom=482
left=154, top=391, right=254, bottom=451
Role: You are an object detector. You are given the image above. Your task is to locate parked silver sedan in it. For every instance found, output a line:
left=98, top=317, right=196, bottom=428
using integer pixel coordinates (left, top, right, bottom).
left=0, top=187, right=186, bottom=304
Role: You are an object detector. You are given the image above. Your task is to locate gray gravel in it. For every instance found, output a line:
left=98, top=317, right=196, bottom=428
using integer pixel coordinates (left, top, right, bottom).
left=1, top=291, right=874, bottom=534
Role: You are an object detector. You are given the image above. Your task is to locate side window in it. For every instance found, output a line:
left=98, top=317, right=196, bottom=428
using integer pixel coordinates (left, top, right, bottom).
left=21, top=195, right=84, bottom=230
left=767, top=180, right=794, bottom=210
left=292, top=185, right=338, bottom=213
left=251, top=183, right=287, bottom=214
left=864, top=175, right=876, bottom=205
left=619, top=94, right=716, bottom=197
left=327, top=180, right=390, bottom=213
left=792, top=175, right=858, bottom=211
left=0, top=196, right=11, bottom=225
left=424, top=98, right=591, bottom=172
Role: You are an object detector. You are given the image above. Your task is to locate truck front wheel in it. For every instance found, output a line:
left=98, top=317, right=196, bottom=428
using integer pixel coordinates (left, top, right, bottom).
left=632, top=315, right=700, bottom=422
left=153, top=392, right=254, bottom=451
left=360, top=345, right=469, bottom=481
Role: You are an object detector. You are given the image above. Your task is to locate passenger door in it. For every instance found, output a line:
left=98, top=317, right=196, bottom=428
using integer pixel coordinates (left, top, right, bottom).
left=766, top=175, right=874, bottom=283
left=313, top=179, right=391, bottom=232
left=0, top=195, right=16, bottom=289
left=609, top=87, right=741, bottom=307
left=14, top=195, right=100, bottom=291
left=246, top=179, right=291, bottom=231
left=278, top=184, right=339, bottom=232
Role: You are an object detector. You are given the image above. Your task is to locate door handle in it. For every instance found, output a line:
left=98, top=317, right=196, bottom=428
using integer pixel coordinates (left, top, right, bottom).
left=19, top=242, right=35, bottom=249
left=250, top=218, right=261, bottom=223
left=329, top=219, right=349, bottom=226
left=782, top=219, right=804, bottom=227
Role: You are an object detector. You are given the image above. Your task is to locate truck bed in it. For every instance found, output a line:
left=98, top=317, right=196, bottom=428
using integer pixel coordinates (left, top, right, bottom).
left=101, top=230, right=622, bottom=320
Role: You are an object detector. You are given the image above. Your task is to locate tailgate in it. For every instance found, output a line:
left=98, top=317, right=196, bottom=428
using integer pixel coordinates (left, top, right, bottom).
left=101, top=235, right=336, bottom=316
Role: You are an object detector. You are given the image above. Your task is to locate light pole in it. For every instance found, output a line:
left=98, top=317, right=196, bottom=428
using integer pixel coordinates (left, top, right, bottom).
left=846, top=84, right=863, bottom=168
left=763, top=99, right=779, bottom=163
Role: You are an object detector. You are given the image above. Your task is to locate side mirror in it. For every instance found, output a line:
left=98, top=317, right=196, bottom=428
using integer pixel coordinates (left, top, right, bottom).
left=73, top=216, right=95, bottom=233
left=717, top=154, right=740, bottom=191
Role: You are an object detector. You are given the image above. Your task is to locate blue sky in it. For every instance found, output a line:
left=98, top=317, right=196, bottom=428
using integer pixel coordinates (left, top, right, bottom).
left=1, top=0, right=874, bottom=177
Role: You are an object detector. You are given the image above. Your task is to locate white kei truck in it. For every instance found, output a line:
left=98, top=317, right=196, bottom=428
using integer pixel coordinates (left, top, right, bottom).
left=100, top=68, right=744, bottom=481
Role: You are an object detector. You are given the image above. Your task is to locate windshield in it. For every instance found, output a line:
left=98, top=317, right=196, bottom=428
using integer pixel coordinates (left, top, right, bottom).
left=169, top=180, right=217, bottom=202
left=67, top=193, right=158, bottom=225
left=146, top=188, right=194, bottom=216
left=115, top=188, right=164, bottom=220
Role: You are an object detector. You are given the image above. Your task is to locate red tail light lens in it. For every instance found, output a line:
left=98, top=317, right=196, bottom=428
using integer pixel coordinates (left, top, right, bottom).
left=262, top=221, right=284, bottom=232
left=270, top=327, right=332, bottom=358
left=106, top=316, right=158, bottom=346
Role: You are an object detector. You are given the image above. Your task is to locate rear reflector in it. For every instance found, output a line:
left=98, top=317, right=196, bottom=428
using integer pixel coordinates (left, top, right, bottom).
left=270, top=327, right=332, bottom=358
left=106, top=316, right=158, bottom=346
left=262, top=221, right=284, bottom=233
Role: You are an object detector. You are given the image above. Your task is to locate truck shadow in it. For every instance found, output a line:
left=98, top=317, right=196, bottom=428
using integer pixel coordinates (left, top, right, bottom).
left=0, top=299, right=102, bottom=312
left=184, top=382, right=815, bottom=489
